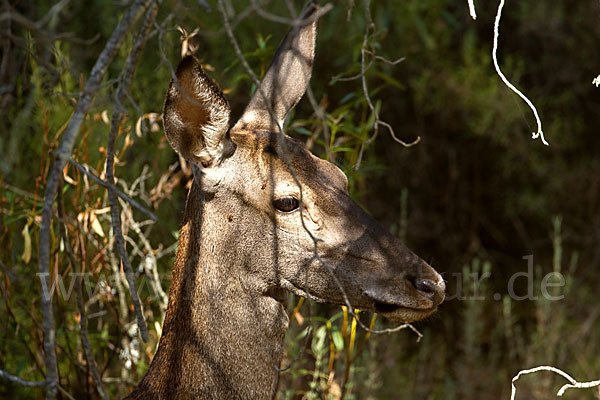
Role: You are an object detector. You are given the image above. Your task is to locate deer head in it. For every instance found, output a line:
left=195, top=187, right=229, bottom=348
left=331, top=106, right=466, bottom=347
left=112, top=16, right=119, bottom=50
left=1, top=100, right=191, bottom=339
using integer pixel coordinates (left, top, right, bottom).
left=162, top=4, right=444, bottom=325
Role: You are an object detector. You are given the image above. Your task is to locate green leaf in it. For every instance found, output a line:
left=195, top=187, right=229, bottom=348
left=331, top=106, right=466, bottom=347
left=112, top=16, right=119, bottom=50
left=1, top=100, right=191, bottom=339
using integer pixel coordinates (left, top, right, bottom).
left=21, top=223, right=31, bottom=264
left=332, top=330, right=344, bottom=351
left=330, top=146, right=354, bottom=153
left=293, top=127, right=313, bottom=136
left=374, top=70, right=405, bottom=90
left=295, top=327, right=310, bottom=341
left=311, top=325, right=328, bottom=357
left=340, top=92, right=355, bottom=104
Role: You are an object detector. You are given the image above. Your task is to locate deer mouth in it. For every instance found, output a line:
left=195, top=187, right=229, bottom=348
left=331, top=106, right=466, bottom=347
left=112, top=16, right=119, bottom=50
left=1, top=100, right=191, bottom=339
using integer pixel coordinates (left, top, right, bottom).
left=281, top=279, right=440, bottom=323
left=372, top=300, right=405, bottom=314
left=370, top=299, right=438, bottom=323
left=364, top=283, right=444, bottom=323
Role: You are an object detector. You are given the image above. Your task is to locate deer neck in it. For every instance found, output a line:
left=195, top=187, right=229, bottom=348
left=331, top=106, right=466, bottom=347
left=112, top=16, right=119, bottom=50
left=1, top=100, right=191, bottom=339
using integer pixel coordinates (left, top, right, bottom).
left=129, top=183, right=289, bottom=400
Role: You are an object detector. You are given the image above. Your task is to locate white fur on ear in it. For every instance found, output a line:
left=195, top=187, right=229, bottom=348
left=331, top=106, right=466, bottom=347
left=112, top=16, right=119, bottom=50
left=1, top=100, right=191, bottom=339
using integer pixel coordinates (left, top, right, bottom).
left=190, top=72, right=233, bottom=165
left=234, top=110, right=284, bottom=133
left=164, top=56, right=234, bottom=167
left=192, top=161, right=231, bottom=192
left=191, top=108, right=232, bottom=166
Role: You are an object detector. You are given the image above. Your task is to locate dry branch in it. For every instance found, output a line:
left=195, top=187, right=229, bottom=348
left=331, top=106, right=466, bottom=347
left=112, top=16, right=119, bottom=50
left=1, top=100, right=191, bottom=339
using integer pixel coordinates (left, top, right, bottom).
left=511, top=365, right=600, bottom=399
left=124, top=203, right=168, bottom=312
left=248, top=0, right=333, bottom=26
left=217, top=0, right=422, bottom=341
left=105, top=0, right=160, bottom=344
left=68, top=157, right=157, bottom=222
left=37, top=0, right=152, bottom=397
left=0, top=368, right=46, bottom=387
left=354, top=0, right=419, bottom=171
left=467, top=0, right=477, bottom=20
left=57, top=190, right=109, bottom=400
left=492, top=0, right=548, bottom=145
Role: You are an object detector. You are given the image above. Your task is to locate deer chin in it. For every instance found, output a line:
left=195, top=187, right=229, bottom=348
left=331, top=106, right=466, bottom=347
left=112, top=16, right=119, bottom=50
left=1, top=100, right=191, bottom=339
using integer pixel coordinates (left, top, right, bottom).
left=280, top=280, right=438, bottom=323
left=370, top=303, right=438, bottom=323
left=280, top=279, right=332, bottom=304
left=363, top=291, right=439, bottom=323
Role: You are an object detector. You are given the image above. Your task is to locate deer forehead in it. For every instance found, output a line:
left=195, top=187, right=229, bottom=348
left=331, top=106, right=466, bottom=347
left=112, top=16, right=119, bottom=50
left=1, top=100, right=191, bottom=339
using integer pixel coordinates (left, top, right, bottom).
left=229, top=131, right=349, bottom=197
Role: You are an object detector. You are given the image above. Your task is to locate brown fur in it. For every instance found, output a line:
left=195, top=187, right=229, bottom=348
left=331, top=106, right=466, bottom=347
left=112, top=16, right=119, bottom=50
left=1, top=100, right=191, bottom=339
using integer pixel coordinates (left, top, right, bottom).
left=126, top=4, right=444, bottom=399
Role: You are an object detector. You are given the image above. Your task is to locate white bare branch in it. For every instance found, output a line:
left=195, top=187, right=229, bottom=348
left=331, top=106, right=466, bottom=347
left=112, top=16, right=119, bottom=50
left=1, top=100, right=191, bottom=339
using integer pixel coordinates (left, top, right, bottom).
left=511, top=365, right=600, bottom=399
left=493, top=0, right=548, bottom=146
left=467, top=0, right=477, bottom=20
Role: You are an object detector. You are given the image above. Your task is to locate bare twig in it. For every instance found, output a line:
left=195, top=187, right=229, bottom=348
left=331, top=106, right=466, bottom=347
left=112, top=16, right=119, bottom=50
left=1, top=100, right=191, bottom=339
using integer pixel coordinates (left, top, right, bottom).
left=105, top=0, right=160, bottom=344
left=467, top=0, right=477, bottom=20
left=309, top=246, right=423, bottom=337
left=248, top=0, right=333, bottom=26
left=0, top=8, right=100, bottom=45
left=511, top=365, right=600, bottom=399
left=37, top=1, right=151, bottom=397
left=57, top=190, right=109, bottom=400
left=305, top=86, right=331, bottom=158
left=217, top=0, right=270, bottom=112
left=0, top=10, right=45, bottom=32
left=492, top=0, right=548, bottom=145
left=366, top=51, right=405, bottom=66
left=275, top=301, right=313, bottom=373
left=355, top=0, right=419, bottom=170
left=56, top=384, right=77, bottom=400
left=155, top=15, right=223, bottom=114
left=108, top=228, right=130, bottom=319
left=123, top=202, right=168, bottom=311
left=1, top=182, right=36, bottom=199
left=36, top=0, right=70, bottom=27
left=195, top=4, right=255, bottom=38
left=196, top=0, right=211, bottom=12
left=0, top=0, right=69, bottom=30
left=68, top=157, right=157, bottom=221
left=217, top=0, right=422, bottom=341
left=0, top=369, right=46, bottom=387
left=277, top=0, right=330, bottom=156
left=218, top=1, right=335, bottom=377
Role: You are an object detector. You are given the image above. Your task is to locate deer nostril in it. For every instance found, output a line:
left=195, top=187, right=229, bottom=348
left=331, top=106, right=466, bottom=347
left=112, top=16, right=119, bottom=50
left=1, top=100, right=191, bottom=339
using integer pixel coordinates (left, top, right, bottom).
left=412, top=279, right=439, bottom=299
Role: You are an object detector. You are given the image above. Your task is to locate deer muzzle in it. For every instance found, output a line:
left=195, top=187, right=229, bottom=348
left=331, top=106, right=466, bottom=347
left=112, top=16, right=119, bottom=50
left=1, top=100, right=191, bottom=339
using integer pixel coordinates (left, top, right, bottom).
left=362, top=269, right=446, bottom=323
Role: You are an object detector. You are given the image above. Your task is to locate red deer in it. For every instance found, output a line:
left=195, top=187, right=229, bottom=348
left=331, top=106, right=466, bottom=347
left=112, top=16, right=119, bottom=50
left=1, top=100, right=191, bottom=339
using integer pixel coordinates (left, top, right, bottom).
left=126, top=3, right=444, bottom=399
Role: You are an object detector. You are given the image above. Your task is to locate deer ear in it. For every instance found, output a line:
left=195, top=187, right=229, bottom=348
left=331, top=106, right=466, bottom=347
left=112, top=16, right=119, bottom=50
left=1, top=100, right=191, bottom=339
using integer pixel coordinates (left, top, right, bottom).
left=234, top=2, right=318, bottom=132
left=163, top=56, right=233, bottom=167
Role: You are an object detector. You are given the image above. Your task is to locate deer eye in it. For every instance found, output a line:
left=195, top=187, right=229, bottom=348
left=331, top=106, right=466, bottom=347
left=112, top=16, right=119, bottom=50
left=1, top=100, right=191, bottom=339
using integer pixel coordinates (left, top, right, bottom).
left=273, top=197, right=299, bottom=213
